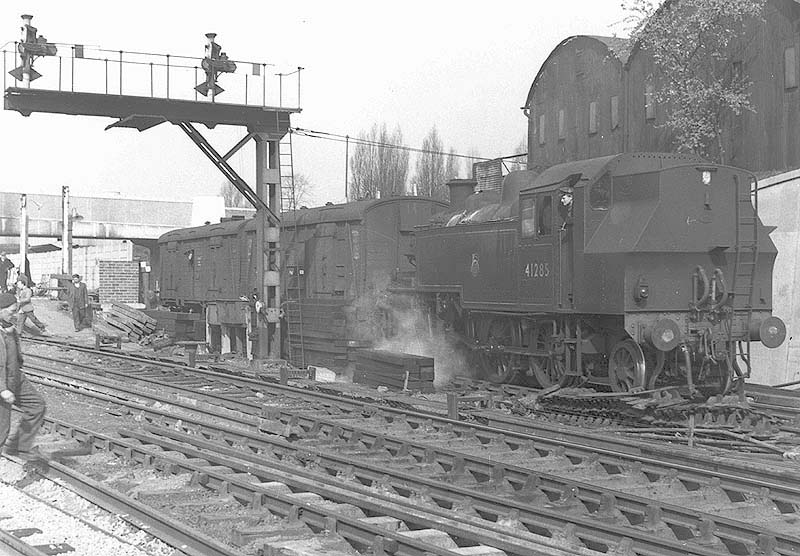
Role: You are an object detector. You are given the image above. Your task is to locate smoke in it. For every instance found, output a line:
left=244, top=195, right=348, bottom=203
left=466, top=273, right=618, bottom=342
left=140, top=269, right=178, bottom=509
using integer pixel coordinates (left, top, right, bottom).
left=370, top=294, right=471, bottom=388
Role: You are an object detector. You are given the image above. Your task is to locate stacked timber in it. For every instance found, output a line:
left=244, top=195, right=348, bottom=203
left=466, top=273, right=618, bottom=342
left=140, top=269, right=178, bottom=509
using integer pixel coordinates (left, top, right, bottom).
left=285, top=298, right=371, bottom=369
left=353, top=349, right=435, bottom=393
left=99, top=302, right=158, bottom=341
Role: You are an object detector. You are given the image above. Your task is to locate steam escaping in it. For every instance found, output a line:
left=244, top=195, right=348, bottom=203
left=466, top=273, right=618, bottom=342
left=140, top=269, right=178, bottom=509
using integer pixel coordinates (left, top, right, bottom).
left=371, top=294, right=471, bottom=388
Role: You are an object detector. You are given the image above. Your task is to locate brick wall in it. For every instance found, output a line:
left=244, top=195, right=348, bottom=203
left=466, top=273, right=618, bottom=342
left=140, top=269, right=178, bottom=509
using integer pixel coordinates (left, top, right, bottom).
left=99, top=260, right=139, bottom=303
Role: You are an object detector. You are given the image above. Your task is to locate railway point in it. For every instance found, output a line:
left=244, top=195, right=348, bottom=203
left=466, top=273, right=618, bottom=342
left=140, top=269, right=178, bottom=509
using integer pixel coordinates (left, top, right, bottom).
left=1, top=5, right=800, bottom=556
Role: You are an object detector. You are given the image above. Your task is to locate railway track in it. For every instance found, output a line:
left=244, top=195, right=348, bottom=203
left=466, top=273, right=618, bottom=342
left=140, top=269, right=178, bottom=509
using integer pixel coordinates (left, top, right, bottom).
left=18, top=339, right=800, bottom=556
left=0, top=456, right=171, bottom=556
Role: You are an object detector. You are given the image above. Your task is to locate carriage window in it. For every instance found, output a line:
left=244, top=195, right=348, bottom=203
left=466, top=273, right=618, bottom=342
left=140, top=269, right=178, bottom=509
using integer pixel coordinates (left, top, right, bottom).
left=521, top=196, right=536, bottom=237
left=538, top=195, right=553, bottom=236
left=589, top=171, right=611, bottom=210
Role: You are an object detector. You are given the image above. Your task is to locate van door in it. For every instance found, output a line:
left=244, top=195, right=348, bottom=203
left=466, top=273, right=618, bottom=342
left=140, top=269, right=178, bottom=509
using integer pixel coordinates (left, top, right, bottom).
left=518, top=193, right=554, bottom=309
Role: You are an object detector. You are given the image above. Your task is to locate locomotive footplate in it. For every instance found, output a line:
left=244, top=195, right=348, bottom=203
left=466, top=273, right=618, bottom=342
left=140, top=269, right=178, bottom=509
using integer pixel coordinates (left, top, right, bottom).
left=521, top=386, right=781, bottom=437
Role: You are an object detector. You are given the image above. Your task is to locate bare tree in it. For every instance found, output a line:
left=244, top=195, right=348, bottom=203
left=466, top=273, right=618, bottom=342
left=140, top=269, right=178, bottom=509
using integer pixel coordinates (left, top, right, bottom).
left=411, top=126, right=449, bottom=200
left=445, top=148, right=460, bottom=187
left=624, top=0, right=765, bottom=162
left=348, top=123, right=409, bottom=200
left=508, top=136, right=528, bottom=172
left=464, top=147, right=483, bottom=179
left=220, top=181, right=248, bottom=208
left=282, top=173, right=313, bottom=209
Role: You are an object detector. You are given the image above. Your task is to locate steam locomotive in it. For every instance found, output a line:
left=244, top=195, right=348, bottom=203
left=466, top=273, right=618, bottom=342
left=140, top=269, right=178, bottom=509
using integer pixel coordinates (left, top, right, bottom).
left=413, top=152, right=786, bottom=395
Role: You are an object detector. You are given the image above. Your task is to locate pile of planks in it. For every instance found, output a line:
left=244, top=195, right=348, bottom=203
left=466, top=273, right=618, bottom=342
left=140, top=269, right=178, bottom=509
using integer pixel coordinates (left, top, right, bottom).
left=285, top=298, right=371, bottom=369
left=353, top=349, right=435, bottom=393
left=97, top=302, right=158, bottom=341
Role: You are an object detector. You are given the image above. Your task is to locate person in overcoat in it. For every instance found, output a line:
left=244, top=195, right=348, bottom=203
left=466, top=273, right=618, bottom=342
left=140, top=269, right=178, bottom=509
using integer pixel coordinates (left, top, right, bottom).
left=0, top=292, right=47, bottom=460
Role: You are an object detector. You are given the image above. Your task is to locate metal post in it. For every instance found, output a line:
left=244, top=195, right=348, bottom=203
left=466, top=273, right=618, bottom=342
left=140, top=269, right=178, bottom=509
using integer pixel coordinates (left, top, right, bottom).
left=278, top=73, right=283, bottom=107
left=119, top=50, right=123, bottom=94
left=20, top=17, right=31, bottom=88
left=149, top=63, right=153, bottom=97
left=166, top=54, right=170, bottom=99
left=58, top=56, right=61, bottom=90
left=262, top=64, right=266, bottom=106
left=345, top=135, right=350, bottom=201
left=61, top=186, right=71, bottom=275
left=104, top=58, right=108, bottom=94
left=194, top=67, right=198, bottom=101
left=297, top=66, right=303, bottom=107
left=19, top=195, right=28, bottom=283
left=245, top=74, right=248, bottom=105
left=71, top=46, right=74, bottom=92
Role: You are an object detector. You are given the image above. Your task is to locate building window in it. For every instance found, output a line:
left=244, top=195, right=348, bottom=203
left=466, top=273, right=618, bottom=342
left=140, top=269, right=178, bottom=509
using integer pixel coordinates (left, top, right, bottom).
left=611, top=95, right=619, bottom=130
left=645, top=83, right=656, bottom=120
left=575, top=48, right=585, bottom=79
left=785, top=46, right=797, bottom=89
left=588, top=101, right=598, bottom=134
left=558, top=109, right=566, bottom=140
left=538, top=114, right=546, bottom=145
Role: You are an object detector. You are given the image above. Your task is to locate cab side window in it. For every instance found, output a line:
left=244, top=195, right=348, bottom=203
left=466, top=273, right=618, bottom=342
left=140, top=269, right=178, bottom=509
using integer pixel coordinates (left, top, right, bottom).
left=521, top=196, right=536, bottom=238
left=538, top=195, right=553, bottom=236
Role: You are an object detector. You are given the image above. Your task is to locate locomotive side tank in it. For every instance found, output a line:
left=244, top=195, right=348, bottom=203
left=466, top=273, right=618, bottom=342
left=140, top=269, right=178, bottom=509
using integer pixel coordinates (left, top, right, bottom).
left=415, top=152, right=786, bottom=394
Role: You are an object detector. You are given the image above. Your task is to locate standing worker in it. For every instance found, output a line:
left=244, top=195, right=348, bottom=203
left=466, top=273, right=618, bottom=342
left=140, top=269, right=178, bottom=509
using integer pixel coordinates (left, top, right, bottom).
left=0, top=292, right=47, bottom=461
left=67, top=274, right=90, bottom=332
left=15, top=277, right=46, bottom=335
left=0, top=253, right=14, bottom=293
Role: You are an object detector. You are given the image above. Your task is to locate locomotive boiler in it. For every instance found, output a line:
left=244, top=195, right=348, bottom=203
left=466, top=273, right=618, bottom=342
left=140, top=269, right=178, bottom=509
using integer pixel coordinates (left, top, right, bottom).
left=414, top=152, right=786, bottom=395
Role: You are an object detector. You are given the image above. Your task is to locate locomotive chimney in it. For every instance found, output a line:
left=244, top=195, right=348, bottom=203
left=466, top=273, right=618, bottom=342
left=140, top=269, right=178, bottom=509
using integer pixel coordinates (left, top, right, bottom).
left=447, top=178, right=476, bottom=212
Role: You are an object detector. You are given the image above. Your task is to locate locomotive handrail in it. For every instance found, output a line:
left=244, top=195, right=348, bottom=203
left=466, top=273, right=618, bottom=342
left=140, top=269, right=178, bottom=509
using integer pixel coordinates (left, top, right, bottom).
left=709, top=268, right=729, bottom=311
left=690, top=265, right=710, bottom=309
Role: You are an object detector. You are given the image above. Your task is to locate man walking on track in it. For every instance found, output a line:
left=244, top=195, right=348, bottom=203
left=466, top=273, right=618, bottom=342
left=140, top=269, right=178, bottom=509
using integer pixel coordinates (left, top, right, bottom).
left=67, top=274, right=90, bottom=332
left=0, top=292, right=47, bottom=461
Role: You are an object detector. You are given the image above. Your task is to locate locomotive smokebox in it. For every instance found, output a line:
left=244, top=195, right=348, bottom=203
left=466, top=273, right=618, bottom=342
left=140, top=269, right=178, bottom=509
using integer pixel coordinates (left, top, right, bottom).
left=750, top=316, right=787, bottom=349
left=446, top=179, right=476, bottom=213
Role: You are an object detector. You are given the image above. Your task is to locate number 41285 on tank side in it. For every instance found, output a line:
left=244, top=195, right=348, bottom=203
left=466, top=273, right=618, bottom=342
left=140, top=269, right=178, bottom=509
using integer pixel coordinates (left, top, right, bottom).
left=413, top=152, right=786, bottom=396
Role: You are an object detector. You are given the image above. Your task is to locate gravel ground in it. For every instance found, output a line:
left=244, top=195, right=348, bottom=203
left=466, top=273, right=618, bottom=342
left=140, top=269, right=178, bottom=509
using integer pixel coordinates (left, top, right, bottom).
left=0, top=460, right=176, bottom=556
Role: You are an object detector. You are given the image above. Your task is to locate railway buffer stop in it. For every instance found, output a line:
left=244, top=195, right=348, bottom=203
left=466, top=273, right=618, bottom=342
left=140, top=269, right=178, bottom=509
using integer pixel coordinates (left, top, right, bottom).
left=3, top=14, right=303, bottom=360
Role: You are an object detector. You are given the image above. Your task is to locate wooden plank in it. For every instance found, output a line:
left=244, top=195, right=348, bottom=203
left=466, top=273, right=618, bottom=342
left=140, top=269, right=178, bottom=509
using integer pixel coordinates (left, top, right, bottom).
left=110, top=301, right=158, bottom=326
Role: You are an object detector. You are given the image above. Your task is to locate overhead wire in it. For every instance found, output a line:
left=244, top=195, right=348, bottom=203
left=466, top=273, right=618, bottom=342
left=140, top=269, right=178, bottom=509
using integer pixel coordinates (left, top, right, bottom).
left=291, top=126, right=527, bottom=162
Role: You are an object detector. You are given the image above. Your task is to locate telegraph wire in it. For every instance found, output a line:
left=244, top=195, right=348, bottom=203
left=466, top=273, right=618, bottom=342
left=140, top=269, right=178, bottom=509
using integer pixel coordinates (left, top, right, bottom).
left=291, top=127, right=527, bottom=162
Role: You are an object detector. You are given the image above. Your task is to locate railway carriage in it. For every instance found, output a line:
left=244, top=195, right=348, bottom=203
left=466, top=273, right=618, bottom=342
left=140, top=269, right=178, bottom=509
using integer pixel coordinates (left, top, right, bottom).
left=158, top=196, right=446, bottom=368
left=415, top=152, right=786, bottom=394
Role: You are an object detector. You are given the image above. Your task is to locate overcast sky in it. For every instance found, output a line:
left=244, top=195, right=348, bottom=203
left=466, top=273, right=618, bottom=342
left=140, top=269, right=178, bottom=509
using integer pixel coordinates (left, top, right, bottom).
left=0, top=1, right=628, bottom=206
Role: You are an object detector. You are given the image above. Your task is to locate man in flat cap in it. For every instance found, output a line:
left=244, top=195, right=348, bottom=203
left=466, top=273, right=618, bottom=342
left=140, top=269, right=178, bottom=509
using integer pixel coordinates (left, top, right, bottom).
left=67, top=274, right=89, bottom=332
left=0, top=292, right=47, bottom=461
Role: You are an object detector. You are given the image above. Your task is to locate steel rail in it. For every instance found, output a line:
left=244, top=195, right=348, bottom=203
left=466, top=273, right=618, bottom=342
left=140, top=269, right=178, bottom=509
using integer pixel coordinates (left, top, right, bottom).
left=27, top=456, right=245, bottom=556
left=26, top=357, right=800, bottom=509
left=40, top=418, right=530, bottom=556
left=0, top=529, right=47, bottom=556
left=117, top=427, right=588, bottom=556
left=25, top=365, right=798, bottom=556
left=131, top=423, right=778, bottom=556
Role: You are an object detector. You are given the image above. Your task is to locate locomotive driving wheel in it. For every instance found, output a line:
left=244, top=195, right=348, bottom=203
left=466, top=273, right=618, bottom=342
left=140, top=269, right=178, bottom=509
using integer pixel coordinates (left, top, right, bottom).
left=608, top=339, right=646, bottom=392
left=478, top=317, right=523, bottom=384
left=526, top=323, right=565, bottom=387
